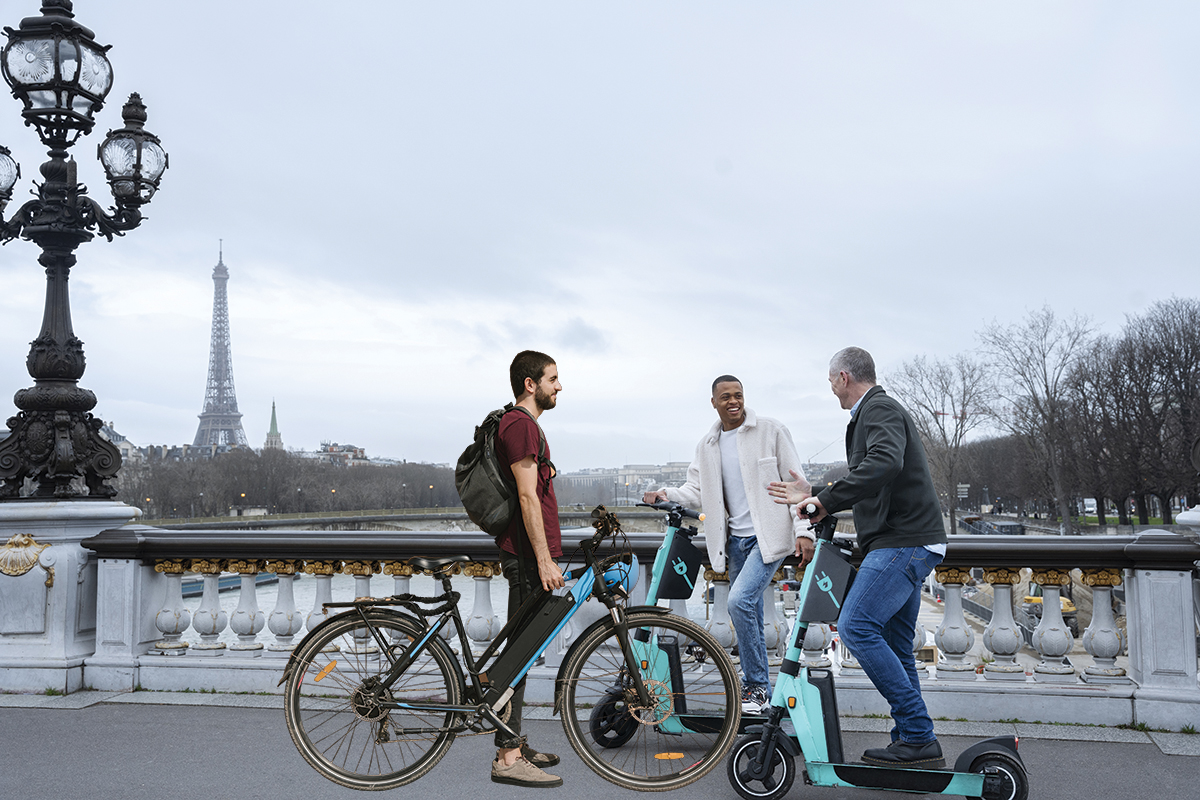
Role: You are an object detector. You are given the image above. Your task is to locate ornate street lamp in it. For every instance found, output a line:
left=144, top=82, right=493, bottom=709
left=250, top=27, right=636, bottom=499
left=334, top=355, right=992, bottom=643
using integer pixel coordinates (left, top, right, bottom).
left=0, top=1, right=168, bottom=499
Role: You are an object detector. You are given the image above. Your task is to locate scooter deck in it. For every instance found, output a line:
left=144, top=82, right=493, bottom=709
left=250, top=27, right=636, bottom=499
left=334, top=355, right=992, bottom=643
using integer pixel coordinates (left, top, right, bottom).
left=805, top=760, right=982, bottom=795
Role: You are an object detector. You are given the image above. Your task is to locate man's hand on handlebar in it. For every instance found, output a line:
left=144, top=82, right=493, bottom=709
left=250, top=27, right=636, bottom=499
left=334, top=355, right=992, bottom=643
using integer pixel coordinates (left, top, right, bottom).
left=642, top=489, right=667, bottom=504
left=767, top=469, right=813, bottom=506
left=798, top=497, right=828, bottom=524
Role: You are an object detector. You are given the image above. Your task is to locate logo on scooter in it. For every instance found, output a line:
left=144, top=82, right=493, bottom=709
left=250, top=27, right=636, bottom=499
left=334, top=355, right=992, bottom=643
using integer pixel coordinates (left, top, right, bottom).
left=816, top=571, right=841, bottom=609
left=672, top=557, right=694, bottom=589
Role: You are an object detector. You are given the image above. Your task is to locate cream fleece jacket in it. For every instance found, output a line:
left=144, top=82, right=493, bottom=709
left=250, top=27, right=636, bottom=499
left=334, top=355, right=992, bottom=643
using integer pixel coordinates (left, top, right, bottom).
left=663, top=409, right=811, bottom=573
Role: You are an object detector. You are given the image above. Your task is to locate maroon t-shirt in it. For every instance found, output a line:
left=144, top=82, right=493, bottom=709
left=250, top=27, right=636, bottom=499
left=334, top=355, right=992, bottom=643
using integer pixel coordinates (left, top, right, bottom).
left=495, top=409, right=562, bottom=558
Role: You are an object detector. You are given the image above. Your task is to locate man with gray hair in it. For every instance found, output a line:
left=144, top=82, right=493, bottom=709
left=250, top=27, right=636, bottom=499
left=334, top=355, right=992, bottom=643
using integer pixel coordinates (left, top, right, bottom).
left=769, top=347, right=948, bottom=768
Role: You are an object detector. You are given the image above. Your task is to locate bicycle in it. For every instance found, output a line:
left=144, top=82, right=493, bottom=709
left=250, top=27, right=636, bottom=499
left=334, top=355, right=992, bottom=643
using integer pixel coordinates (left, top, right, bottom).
left=280, top=504, right=741, bottom=792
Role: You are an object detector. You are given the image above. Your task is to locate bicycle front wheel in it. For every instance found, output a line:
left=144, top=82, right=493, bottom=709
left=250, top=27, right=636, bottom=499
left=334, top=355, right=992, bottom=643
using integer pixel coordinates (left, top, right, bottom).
left=560, top=610, right=741, bottom=791
left=283, top=609, right=464, bottom=790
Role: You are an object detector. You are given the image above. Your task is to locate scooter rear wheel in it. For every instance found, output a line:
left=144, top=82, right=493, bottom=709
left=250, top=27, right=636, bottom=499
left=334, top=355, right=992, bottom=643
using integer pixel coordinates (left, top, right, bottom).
left=727, top=733, right=796, bottom=800
left=966, top=753, right=1028, bottom=800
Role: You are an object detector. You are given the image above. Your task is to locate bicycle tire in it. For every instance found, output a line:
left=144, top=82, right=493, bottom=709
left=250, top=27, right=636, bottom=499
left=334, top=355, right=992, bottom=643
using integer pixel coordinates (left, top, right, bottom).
left=560, top=610, right=741, bottom=791
left=283, top=609, right=464, bottom=790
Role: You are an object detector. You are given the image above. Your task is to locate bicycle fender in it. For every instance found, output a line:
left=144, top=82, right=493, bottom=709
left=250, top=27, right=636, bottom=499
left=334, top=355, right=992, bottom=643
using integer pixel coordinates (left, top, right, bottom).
left=551, top=605, right=672, bottom=716
left=276, top=607, right=424, bottom=686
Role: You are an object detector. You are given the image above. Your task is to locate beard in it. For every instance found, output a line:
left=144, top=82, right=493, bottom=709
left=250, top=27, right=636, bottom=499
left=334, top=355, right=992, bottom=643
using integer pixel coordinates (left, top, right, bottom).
left=534, top=386, right=557, bottom=411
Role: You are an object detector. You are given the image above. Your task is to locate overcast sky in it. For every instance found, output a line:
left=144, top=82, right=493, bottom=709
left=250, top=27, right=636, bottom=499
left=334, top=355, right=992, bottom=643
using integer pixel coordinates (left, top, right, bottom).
left=1, top=1, right=1196, bottom=473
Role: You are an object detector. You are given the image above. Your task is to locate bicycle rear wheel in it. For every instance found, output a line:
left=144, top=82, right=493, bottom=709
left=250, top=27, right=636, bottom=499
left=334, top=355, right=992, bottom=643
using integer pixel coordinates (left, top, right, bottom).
left=283, top=609, right=464, bottom=790
left=560, top=610, right=741, bottom=791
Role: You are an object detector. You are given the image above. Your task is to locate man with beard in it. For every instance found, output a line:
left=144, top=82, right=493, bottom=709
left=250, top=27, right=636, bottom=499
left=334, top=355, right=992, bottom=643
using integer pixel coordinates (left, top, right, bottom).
left=490, top=350, right=566, bottom=788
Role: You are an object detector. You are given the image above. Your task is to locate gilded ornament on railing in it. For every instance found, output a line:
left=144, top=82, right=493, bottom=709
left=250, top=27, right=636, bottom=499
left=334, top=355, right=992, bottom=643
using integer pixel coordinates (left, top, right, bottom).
left=303, top=560, right=342, bottom=576
left=704, top=569, right=729, bottom=582
left=460, top=561, right=500, bottom=578
left=383, top=561, right=414, bottom=577
left=265, top=559, right=299, bottom=575
left=190, top=558, right=225, bottom=575
left=772, top=567, right=789, bottom=582
left=1080, top=568, right=1122, bottom=587
left=154, top=559, right=189, bottom=575
left=982, top=568, right=1022, bottom=586
left=0, top=533, right=50, bottom=578
left=227, top=559, right=267, bottom=575
left=1030, top=568, right=1072, bottom=586
left=342, top=560, right=382, bottom=577
left=935, top=567, right=974, bottom=585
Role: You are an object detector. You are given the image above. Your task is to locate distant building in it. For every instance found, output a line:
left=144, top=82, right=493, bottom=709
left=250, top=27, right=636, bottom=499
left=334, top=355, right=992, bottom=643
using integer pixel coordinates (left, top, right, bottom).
left=300, top=441, right=370, bottom=467
left=263, top=402, right=284, bottom=451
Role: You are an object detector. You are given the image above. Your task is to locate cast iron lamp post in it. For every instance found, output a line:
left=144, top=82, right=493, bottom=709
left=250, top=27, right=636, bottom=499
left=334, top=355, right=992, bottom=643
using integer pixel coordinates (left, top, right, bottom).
left=0, top=0, right=167, bottom=499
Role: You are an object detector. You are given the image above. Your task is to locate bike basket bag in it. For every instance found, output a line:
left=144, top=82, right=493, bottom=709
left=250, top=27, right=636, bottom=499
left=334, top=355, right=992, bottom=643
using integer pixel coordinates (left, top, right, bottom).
left=797, top=543, right=857, bottom=624
left=454, top=404, right=545, bottom=536
left=657, top=530, right=704, bottom=600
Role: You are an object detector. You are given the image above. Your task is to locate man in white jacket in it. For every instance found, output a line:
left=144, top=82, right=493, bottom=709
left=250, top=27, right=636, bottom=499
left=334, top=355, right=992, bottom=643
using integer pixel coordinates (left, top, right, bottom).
left=644, top=376, right=815, bottom=713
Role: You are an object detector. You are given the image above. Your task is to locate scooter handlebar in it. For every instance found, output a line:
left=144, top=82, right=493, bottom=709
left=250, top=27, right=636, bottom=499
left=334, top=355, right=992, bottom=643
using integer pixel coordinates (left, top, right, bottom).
left=637, top=500, right=704, bottom=522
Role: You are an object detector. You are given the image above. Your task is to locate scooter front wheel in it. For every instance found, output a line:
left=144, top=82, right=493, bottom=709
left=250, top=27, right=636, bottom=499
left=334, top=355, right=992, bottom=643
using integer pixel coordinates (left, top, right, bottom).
left=727, top=733, right=796, bottom=800
left=966, top=753, right=1028, bottom=800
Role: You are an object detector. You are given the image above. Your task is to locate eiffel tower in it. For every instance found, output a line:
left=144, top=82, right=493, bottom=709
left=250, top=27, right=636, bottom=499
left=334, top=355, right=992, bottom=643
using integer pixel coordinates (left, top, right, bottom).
left=193, top=245, right=248, bottom=447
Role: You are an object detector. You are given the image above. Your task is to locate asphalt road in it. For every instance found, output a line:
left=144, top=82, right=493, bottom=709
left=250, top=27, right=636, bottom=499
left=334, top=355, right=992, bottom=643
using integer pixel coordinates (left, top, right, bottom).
left=3, top=701, right=1197, bottom=800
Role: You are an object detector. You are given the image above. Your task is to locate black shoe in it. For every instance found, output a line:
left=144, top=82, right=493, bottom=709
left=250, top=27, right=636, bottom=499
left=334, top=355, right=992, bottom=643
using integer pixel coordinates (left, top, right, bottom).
left=861, top=739, right=945, bottom=769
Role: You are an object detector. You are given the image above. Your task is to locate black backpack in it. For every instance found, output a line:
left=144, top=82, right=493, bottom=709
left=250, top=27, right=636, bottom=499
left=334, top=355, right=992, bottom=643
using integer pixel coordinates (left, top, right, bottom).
left=455, top=404, right=548, bottom=536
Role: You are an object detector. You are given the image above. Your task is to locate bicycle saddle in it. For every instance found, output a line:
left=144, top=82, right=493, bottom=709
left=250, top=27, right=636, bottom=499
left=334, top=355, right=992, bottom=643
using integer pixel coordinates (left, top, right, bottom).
left=408, top=555, right=471, bottom=574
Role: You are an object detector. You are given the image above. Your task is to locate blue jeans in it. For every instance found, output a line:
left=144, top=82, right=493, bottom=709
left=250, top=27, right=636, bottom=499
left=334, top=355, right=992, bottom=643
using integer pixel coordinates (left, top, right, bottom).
left=727, top=534, right=785, bottom=690
left=838, top=546, right=943, bottom=745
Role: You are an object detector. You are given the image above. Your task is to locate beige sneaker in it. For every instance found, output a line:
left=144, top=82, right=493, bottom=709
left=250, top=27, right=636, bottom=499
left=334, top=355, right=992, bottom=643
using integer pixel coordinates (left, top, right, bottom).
left=491, top=755, right=563, bottom=788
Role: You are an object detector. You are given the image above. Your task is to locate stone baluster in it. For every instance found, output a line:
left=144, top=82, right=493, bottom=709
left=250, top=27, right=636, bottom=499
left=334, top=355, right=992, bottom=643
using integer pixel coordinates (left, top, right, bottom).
left=189, top=559, right=228, bottom=656
left=265, top=560, right=303, bottom=656
left=667, top=597, right=692, bottom=624
left=1030, top=569, right=1077, bottom=682
left=704, top=569, right=735, bottom=650
left=934, top=567, right=977, bottom=680
left=303, top=560, right=341, bottom=633
left=981, top=568, right=1026, bottom=680
left=838, top=637, right=865, bottom=677
left=382, top=561, right=415, bottom=651
left=152, top=559, right=191, bottom=656
left=763, top=568, right=786, bottom=663
left=461, top=561, right=500, bottom=653
left=799, top=622, right=833, bottom=668
left=343, top=560, right=381, bottom=655
left=383, top=560, right=413, bottom=600
left=1080, top=569, right=1129, bottom=684
left=227, top=559, right=267, bottom=655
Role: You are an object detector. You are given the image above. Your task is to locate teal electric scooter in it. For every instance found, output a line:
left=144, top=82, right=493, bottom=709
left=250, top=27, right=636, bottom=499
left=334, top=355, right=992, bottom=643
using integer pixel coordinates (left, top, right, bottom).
left=727, top=508, right=1029, bottom=800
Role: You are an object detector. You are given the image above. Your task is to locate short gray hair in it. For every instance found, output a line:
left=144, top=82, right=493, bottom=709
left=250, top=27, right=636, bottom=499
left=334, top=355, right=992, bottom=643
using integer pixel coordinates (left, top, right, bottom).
left=829, top=347, right=876, bottom=384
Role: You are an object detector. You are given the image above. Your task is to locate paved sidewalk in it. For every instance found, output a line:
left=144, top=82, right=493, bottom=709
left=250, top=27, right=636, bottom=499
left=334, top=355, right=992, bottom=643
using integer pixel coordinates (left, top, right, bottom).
left=2, top=690, right=1197, bottom=800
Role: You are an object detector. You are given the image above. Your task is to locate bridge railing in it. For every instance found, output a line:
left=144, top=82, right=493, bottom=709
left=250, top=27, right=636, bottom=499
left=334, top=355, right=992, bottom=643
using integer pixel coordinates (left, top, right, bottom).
left=60, top=525, right=1200, bottom=730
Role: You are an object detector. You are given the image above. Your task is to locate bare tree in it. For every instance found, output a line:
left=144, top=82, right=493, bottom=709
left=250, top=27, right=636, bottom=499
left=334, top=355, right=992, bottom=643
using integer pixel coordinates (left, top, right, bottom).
left=979, top=307, right=1095, bottom=534
left=887, top=352, right=989, bottom=534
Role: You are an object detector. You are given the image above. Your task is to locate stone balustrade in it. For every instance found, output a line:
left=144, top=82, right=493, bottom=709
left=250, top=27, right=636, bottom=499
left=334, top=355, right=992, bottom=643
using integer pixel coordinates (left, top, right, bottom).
left=2, top=510, right=1198, bottom=731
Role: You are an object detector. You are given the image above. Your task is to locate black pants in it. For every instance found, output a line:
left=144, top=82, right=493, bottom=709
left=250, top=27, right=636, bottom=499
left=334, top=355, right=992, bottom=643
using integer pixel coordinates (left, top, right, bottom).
left=494, top=551, right=540, bottom=749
